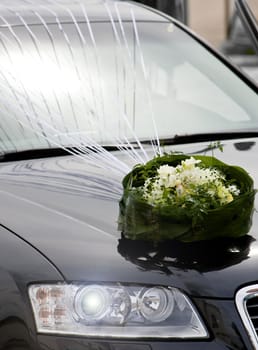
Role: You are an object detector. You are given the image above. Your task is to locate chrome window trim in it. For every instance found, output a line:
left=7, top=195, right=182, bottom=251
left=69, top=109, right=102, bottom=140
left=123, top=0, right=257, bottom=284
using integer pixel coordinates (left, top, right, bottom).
left=236, top=284, right=258, bottom=349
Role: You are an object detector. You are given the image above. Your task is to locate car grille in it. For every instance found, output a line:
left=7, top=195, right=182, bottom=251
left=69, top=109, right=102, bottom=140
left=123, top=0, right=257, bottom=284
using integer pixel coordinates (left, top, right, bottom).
left=236, top=285, right=258, bottom=349
left=246, top=297, right=258, bottom=334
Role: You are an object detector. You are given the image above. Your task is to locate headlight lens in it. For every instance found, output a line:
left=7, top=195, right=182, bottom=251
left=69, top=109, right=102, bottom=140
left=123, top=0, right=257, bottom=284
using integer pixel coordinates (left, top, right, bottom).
left=75, top=285, right=111, bottom=321
left=139, top=287, right=175, bottom=322
left=29, top=283, right=208, bottom=339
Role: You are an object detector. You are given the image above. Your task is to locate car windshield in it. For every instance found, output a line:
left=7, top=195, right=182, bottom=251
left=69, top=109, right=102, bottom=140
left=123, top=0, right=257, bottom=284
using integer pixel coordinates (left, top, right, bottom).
left=0, top=16, right=258, bottom=153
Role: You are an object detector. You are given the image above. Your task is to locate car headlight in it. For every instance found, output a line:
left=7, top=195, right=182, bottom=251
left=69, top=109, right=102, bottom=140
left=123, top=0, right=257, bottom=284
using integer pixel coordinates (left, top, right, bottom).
left=28, top=283, right=208, bottom=339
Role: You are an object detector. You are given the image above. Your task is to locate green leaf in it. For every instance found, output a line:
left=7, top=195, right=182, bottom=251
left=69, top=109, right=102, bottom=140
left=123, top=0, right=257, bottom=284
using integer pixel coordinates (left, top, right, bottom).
left=119, top=154, right=256, bottom=242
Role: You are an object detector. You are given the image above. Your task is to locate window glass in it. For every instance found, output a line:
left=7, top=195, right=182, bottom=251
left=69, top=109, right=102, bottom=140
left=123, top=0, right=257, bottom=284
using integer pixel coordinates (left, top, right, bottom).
left=0, top=20, right=257, bottom=152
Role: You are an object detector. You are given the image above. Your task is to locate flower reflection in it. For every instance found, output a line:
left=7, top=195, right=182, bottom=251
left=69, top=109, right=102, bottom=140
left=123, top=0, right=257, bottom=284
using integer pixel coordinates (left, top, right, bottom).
left=117, top=234, right=255, bottom=275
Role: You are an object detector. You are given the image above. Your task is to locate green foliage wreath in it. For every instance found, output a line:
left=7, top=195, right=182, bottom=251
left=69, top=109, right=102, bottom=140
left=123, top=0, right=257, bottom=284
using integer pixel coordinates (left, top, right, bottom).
left=118, top=154, right=256, bottom=242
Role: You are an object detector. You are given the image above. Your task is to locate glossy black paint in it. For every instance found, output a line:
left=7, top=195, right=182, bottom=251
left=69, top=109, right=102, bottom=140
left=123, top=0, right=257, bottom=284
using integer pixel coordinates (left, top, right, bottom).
left=0, top=140, right=258, bottom=297
left=0, top=225, right=63, bottom=349
left=0, top=139, right=257, bottom=349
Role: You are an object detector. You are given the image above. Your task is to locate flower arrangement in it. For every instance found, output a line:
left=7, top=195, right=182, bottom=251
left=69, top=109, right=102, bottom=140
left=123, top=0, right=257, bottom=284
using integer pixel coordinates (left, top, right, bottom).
left=118, top=154, right=256, bottom=242
left=142, top=157, right=240, bottom=210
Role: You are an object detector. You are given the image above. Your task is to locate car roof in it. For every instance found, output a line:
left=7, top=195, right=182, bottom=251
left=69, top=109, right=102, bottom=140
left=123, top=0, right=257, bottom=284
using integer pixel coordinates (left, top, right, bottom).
left=0, top=0, right=169, bottom=27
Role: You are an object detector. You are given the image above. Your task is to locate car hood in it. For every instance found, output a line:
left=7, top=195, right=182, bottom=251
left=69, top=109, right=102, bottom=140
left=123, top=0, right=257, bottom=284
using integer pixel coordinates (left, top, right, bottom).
left=0, top=139, right=258, bottom=298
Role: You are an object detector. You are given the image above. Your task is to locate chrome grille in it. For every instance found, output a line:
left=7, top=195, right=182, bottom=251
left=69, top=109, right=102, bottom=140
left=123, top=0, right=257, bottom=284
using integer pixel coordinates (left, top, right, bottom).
left=246, top=297, right=258, bottom=333
left=236, top=285, right=258, bottom=349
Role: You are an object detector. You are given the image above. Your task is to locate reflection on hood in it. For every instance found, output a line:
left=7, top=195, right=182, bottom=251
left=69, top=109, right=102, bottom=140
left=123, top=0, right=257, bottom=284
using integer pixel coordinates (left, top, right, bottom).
left=118, top=234, right=254, bottom=275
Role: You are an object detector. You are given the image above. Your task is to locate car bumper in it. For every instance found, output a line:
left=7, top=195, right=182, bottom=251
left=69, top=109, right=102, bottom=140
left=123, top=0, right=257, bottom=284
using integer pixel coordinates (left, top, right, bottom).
left=35, top=336, right=245, bottom=350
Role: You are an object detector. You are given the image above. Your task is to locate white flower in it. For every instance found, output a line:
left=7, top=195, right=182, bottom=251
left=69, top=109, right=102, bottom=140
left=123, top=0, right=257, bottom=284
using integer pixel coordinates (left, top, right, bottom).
left=228, top=184, right=240, bottom=196
left=176, top=183, right=185, bottom=196
left=217, top=185, right=234, bottom=204
left=157, top=165, right=176, bottom=177
left=141, top=157, right=240, bottom=208
left=181, top=157, right=201, bottom=170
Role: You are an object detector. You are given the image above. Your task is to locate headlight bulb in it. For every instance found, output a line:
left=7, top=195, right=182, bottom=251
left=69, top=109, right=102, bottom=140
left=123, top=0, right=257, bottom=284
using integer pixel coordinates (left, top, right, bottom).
left=75, top=285, right=110, bottom=321
left=138, top=287, right=174, bottom=322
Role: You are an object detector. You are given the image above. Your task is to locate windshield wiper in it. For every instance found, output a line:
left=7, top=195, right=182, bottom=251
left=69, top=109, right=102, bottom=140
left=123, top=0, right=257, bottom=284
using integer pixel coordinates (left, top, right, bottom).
left=1, top=131, right=258, bottom=162
left=117, top=131, right=258, bottom=149
left=0, top=144, right=138, bottom=162
left=157, top=131, right=258, bottom=145
left=0, top=147, right=73, bottom=162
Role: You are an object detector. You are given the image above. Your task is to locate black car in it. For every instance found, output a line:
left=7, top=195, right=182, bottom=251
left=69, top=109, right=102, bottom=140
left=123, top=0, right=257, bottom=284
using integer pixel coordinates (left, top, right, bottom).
left=0, top=0, right=258, bottom=349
